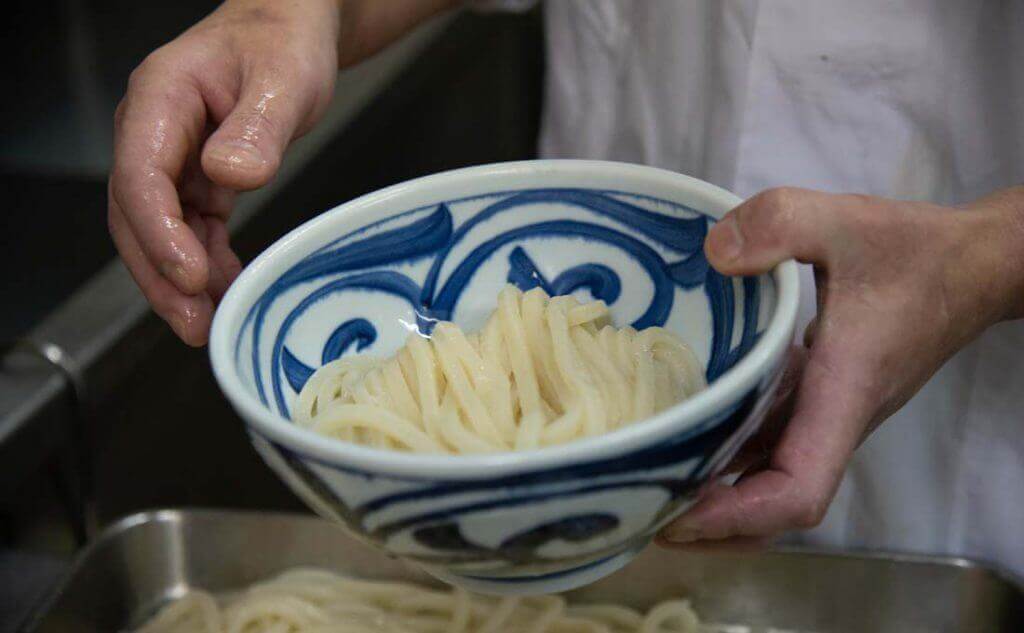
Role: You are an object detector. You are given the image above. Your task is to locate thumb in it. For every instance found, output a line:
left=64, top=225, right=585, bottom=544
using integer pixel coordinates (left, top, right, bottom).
left=201, top=75, right=312, bottom=191
left=705, top=187, right=844, bottom=275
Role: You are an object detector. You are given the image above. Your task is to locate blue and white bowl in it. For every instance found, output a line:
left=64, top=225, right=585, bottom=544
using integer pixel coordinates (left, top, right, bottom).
left=209, top=160, right=799, bottom=595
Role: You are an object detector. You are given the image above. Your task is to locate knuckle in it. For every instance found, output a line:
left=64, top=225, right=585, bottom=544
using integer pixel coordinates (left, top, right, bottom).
left=258, top=49, right=330, bottom=114
left=753, top=187, right=800, bottom=228
left=248, top=105, right=282, bottom=142
left=286, top=53, right=322, bottom=87
left=125, top=65, right=146, bottom=90
left=128, top=49, right=167, bottom=87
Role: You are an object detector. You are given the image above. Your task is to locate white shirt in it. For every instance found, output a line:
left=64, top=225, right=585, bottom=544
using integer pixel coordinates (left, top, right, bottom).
left=477, top=0, right=1024, bottom=574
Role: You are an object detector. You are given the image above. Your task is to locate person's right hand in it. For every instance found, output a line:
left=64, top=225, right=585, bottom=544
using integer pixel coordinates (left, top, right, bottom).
left=108, top=0, right=341, bottom=345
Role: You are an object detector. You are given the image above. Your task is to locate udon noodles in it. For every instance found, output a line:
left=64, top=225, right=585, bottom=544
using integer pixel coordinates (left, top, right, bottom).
left=294, top=285, right=705, bottom=453
left=136, top=567, right=702, bottom=633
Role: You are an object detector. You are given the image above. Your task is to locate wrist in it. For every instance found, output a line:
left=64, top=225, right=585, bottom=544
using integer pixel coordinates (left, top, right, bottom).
left=998, top=201, right=1024, bottom=321
left=219, top=0, right=343, bottom=53
left=336, top=0, right=459, bottom=68
left=962, top=188, right=1024, bottom=323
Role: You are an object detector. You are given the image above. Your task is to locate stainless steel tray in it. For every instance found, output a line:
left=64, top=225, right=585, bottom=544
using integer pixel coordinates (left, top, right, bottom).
left=20, top=508, right=1024, bottom=632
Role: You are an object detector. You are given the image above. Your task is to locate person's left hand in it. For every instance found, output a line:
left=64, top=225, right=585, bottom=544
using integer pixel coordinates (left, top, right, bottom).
left=659, top=186, right=1024, bottom=546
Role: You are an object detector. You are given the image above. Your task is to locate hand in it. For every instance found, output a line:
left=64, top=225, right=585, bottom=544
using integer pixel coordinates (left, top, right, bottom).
left=660, top=186, right=1024, bottom=545
left=108, top=0, right=341, bottom=345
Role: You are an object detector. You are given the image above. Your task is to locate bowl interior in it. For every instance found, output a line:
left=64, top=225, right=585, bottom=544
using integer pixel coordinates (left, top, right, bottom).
left=226, top=165, right=776, bottom=425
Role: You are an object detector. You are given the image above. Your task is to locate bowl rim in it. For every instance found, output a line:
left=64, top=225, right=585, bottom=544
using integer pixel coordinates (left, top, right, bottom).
left=209, top=159, right=799, bottom=479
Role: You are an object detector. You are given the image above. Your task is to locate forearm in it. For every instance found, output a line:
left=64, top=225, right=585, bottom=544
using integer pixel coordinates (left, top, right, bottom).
left=337, top=0, right=461, bottom=67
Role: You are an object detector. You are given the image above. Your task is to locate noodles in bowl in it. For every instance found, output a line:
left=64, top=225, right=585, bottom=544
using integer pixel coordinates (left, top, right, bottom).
left=294, top=285, right=706, bottom=454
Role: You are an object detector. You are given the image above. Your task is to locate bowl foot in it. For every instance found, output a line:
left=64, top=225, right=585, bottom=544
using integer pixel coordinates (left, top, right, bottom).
left=420, top=546, right=643, bottom=596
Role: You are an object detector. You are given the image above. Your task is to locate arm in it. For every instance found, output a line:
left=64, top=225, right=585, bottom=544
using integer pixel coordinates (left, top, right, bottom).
left=338, top=0, right=461, bottom=67
left=660, top=185, right=1024, bottom=544
left=109, top=0, right=458, bottom=345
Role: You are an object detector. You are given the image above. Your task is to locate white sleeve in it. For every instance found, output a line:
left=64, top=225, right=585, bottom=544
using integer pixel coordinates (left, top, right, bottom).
left=466, top=0, right=540, bottom=13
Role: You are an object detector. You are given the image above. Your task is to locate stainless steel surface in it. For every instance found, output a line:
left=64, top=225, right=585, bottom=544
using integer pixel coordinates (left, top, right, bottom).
left=22, top=509, right=1024, bottom=633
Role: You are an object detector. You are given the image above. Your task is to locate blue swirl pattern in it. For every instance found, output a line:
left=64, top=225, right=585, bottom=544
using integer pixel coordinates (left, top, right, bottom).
left=237, top=188, right=761, bottom=418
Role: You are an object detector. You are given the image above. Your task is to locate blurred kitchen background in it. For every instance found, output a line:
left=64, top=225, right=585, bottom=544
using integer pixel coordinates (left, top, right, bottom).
left=0, top=1, right=542, bottom=626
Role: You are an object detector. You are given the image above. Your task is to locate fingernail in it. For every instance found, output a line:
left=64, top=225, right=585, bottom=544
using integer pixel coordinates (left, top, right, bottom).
left=661, top=518, right=702, bottom=544
left=708, top=214, right=744, bottom=262
left=207, top=140, right=265, bottom=170
left=160, top=262, right=189, bottom=288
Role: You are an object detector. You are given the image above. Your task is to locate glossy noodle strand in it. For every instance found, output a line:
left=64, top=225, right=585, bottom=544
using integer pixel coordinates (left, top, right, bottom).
left=293, top=286, right=705, bottom=454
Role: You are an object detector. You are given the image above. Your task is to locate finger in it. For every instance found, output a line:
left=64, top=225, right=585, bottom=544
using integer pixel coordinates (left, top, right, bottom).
left=109, top=199, right=214, bottom=346
left=705, top=188, right=847, bottom=275
left=205, top=216, right=242, bottom=279
left=202, top=70, right=314, bottom=190
left=660, top=343, right=875, bottom=542
left=181, top=157, right=237, bottom=221
left=722, top=345, right=807, bottom=475
left=202, top=215, right=242, bottom=302
left=184, top=213, right=228, bottom=304
left=803, top=264, right=831, bottom=346
left=110, top=62, right=210, bottom=295
left=179, top=154, right=239, bottom=302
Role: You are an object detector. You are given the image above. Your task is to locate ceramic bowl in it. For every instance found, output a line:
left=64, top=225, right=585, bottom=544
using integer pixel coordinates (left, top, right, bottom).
left=209, top=160, right=799, bottom=595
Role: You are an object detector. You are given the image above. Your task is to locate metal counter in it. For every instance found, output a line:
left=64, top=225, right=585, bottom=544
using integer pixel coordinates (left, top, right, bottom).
left=22, top=509, right=1024, bottom=632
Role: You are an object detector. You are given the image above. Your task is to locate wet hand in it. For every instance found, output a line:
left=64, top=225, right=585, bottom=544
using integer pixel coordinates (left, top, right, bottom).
left=108, top=0, right=340, bottom=345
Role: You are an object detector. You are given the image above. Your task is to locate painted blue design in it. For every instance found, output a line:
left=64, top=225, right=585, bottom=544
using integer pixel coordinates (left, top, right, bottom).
left=551, top=265, right=621, bottom=303
left=502, top=514, right=618, bottom=550
left=508, top=246, right=621, bottom=304
left=704, top=268, right=734, bottom=382
left=237, top=187, right=766, bottom=419
left=507, top=245, right=547, bottom=291
left=723, top=278, right=761, bottom=369
left=280, top=318, right=378, bottom=394
left=413, top=514, right=619, bottom=562
left=421, top=189, right=706, bottom=306
left=270, top=271, right=424, bottom=416
left=248, top=204, right=454, bottom=407
left=281, top=347, right=315, bottom=394
left=374, top=482, right=677, bottom=540
left=430, top=221, right=675, bottom=329
left=705, top=274, right=761, bottom=381
left=413, top=523, right=485, bottom=553
left=278, top=204, right=453, bottom=288
left=665, top=249, right=709, bottom=288
left=322, top=318, right=376, bottom=364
